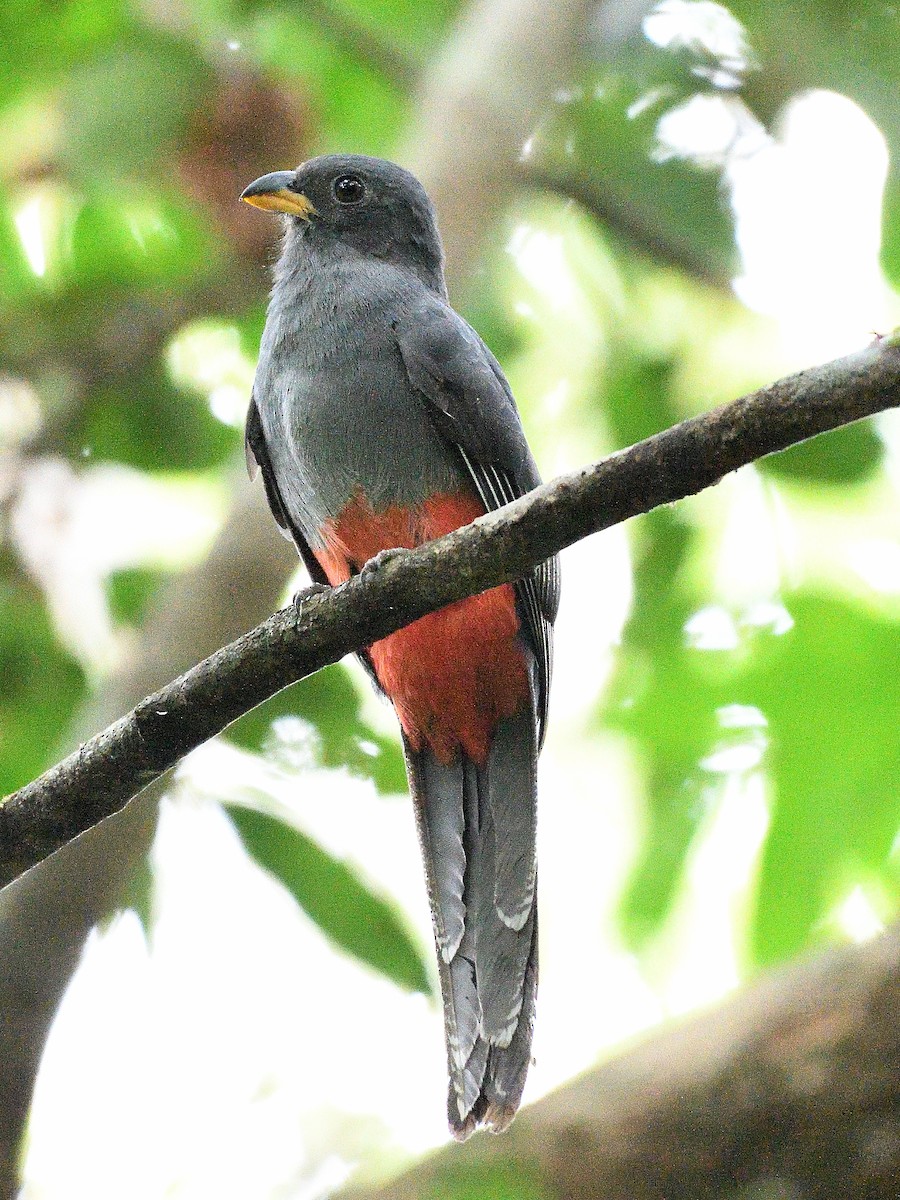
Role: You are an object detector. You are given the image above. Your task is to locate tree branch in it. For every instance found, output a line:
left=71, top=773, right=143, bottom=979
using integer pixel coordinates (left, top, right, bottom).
left=399, top=0, right=592, bottom=295
left=340, top=923, right=900, bottom=1199
left=298, top=0, right=418, bottom=91
left=523, top=164, right=736, bottom=290
left=2, top=339, right=899, bottom=889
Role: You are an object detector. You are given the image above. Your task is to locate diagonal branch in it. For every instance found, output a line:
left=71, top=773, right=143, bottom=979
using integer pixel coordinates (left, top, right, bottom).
left=523, top=165, right=736, bottom=290
left=2, top=339, right=899, bottom=890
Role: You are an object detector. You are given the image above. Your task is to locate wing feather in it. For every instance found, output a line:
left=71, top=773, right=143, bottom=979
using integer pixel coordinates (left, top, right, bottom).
left=396, top=305, right=559, bottom=742
left=245, top=396, right=329, bottom=584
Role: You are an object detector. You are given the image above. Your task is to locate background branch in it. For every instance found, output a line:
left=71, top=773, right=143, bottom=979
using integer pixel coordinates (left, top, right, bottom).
left=398, top=0, right=591, bottom=294
left=341, top=922, right=900, bottom=1198
left=523, top=165, right=736, bottom=290
left=3, top=339, right=899, bottom=889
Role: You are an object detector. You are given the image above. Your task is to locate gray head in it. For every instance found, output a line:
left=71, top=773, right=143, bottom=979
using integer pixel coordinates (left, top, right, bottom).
left=241, top=154, right=446, bottom=292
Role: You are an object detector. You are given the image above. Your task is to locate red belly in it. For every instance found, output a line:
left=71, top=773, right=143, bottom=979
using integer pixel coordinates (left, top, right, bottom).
left=315, top=490, right=529, bottom=765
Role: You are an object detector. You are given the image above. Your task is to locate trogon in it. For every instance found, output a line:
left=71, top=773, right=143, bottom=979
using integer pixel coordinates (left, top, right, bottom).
left=241, top=154, right=559, bottom=1139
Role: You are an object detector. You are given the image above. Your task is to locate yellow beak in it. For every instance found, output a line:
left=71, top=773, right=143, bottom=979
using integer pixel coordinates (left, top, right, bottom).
left=240, top=171, right=317, bottom=219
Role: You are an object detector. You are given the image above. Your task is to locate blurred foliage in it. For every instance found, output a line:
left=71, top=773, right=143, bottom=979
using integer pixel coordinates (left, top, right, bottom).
left=540, top=73, right=740, bottom=287
left=756, top=421, right=885, bottom=487
left=83, top=364, right=235, bottom=470
left=106, top=565, right=169, bottom=626
left=745, top=592, right=900, bottom=964
left=1, top=0, right=899, bottom=1189
left=606, top=506, right=722, bottom=947
left=417, top=1162, right=550, bottom=1200
left=226, top=665, right=407, bottom=794
left=0, top=550, right=86, bottom=796
left=226, top=802, right=432, bottom=994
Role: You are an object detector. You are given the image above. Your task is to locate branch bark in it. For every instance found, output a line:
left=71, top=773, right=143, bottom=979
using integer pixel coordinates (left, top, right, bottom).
left=3, top=339, right=899, bottom=889
left=341, top=924, right=900, bottom=1199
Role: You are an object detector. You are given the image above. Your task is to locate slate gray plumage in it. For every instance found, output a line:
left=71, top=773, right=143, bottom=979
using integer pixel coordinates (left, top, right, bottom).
left=242, top=154, right=559, bottom=1137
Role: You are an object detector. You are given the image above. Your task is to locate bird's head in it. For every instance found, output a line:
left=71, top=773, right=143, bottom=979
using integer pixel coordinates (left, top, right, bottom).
left=241, top=154, right=445, bottom=291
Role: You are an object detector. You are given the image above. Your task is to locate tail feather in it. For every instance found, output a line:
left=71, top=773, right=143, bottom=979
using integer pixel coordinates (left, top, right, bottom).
left=416, top=750, right=467, bottom=961
left=467, top=761, right=535, bottom=1045
left=446, top=943, right=481, bottom=1073
left=456, top=1022, right=489, bottom=1117
left=483, top=913, right=538, bottom=1132
left=405, top=690, right=539, bottom=1140
left=480, top=714, right=538, bottom=931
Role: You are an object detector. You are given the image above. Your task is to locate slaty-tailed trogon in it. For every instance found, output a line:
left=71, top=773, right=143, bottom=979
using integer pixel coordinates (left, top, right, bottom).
left=241, top=154, right=559, bottom=1139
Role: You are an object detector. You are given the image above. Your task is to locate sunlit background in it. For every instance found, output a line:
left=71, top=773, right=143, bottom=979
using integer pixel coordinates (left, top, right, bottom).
left=1, top=0, right=899, bottom=1196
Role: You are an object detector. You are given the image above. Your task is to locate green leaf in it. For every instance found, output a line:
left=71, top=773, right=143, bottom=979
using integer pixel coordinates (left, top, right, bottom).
left=881, top=169, right=900, bottom=289
left=107, top=566, right=168, bottom=626
left=758, top=422, right=884, bottom=486
left=0, top=186, right=39, bottom=306
left=226, top=664, right=407, bottom=796
left=601, top=351, right=681, bottom=451
left=237, top=304, right=268, bottom=363
left=59, top=36, right=209, bottom=181
left=0, top=555, right=86, bottom=795
left=332, top=0, right=458, bottom=51
left=611, top=641, right=726, bottom=945
left=719, top=1, right=900, bottom=288
left=226, top=804, right=431, bottom=995
left=65, top=191, right=216, bottom=286
left=253, top=13, right=406, bottom=154
left=606, top=508, right=727, bottom=945
left=0, top=0, right=128, bottom=107
left=419, top=1161, right=549, bottom=1200
left=79, top=362, right=235, bottom=472
left=745, top=592, right=900, bottom=966
left=539, top=70, right=740, bottom=286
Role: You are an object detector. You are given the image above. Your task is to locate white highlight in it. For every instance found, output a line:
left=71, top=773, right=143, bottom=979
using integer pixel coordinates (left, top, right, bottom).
left=167, top=322, right=256, bottom=428
left=507, top=227, right=578, bottom=311
left=663, top=774, right=769, bottom=1014
left=654, top=94, right=762, bottom=166
left=731, top=91, right=891, bottom=361
left=645, top=0, right=753, bottom=88
left=717, top=704, right=767, bottom=730
left=14, top=195, right=47, bottom=276
left=684, top=605, right=739, bottom=650
left=10, top=460, right=223, bottom=668
left=847, top=538, right=900, bottom=594
left=0, top=375, right=42, bottom=444
left=701, top=741, right=764, bottom=774
left=835, top=887, right=885, bottom=943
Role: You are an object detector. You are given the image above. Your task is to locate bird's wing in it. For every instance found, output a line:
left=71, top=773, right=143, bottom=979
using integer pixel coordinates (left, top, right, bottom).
left=246, top=395, right=385, bottom=692
left=248, top=397, right=397, bottom=700
left=395, top=298, right=559, bottom=742
left=245, top=395, right=331, bottom=588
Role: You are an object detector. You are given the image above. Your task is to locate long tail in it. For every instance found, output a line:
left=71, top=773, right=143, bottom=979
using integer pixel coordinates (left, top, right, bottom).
left=404, top=695, right=539, bottom=1139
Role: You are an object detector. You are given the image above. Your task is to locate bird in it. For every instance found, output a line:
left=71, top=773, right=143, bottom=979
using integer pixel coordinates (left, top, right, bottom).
left=240, top=154, right=559, bottom=1139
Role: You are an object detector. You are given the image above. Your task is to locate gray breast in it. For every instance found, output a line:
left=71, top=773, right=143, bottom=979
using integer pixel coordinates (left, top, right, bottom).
left=253, top=253, right=463, bottom=548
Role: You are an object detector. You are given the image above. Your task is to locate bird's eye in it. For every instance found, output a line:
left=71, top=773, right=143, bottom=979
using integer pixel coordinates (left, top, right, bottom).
left=333, top=175, right=366, bottom=205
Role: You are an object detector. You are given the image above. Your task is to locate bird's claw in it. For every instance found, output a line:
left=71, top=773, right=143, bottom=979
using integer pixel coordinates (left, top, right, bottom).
left=292, top=581, right=330, bottom=608
left=358, top=547, right=406, bottom=580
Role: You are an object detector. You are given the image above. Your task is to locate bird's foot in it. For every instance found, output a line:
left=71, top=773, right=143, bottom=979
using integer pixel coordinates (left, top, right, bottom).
left=292, top=581, right=330, bottom=608
left=358, top=546, right=406, bottom=580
